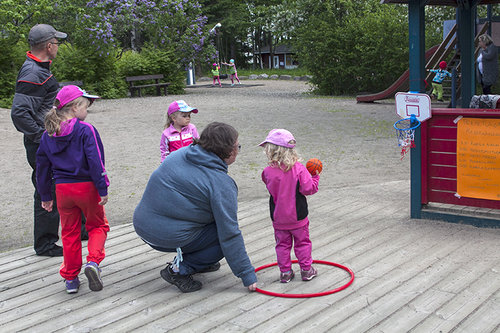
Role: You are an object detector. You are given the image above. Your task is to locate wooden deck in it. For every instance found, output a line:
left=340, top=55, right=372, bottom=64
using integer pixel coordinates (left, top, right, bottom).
left=1, top=180, right=500, bottom=332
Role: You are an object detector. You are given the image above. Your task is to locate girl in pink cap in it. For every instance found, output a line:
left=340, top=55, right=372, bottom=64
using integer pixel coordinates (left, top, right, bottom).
left=260, top=129, right=320, bottom=283
left=36, top=85, right=109, bottom=294
left=160, top=100, right=200, bottom=162
left=211, top=63, right=222, bottom=87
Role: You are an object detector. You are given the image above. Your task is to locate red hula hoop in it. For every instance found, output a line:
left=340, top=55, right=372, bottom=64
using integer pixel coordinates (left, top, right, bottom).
left=254, top=259, right=355, bottom=298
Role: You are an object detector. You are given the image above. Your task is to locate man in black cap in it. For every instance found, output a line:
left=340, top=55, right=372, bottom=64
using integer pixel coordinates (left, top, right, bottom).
left=11, top=24, right=67, bottom=256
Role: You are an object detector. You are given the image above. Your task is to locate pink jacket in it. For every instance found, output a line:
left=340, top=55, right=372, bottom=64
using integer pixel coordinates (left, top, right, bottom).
left=160, top=123, right=199, bottom=162
left=262, top=162, right=320, bottom=230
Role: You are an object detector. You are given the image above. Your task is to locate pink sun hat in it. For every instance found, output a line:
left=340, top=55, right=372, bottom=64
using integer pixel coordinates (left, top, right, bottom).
left=167, top=100, right=198, bottom=116
left=259, top=129, right=296, bottom=148
left=56, top=85, right=100, bottom=109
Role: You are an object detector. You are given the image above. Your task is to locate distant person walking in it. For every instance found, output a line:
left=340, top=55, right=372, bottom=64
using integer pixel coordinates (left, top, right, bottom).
left=477, top=34, right=498, bottom=95
left=11, top=24, right=67, bottom=257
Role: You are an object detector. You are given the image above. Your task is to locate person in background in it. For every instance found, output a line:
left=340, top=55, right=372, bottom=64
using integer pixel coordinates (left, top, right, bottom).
left=428, top=61, right=452, bottom=102
left=477, top=34, right=498, bottom=95
left=222, top=59, right=241, bottom=86
left=211, top=63, right=222, bottom=88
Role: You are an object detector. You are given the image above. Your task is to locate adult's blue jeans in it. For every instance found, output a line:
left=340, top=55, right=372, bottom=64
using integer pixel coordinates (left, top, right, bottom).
left=148, top=223, right=224, bottom=275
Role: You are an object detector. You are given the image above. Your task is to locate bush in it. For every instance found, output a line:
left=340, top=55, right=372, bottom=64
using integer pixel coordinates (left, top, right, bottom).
left=51, top=44, right=128, bottom=99
left=117, top=44, right=186, bottom=95
left=293, top=1, right=409, bottom=96
left=0, top=40, right=28, bottom=108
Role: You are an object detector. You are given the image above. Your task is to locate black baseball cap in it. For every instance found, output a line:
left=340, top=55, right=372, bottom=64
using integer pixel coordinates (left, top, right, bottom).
left=28, top=24, right=67, bottom=45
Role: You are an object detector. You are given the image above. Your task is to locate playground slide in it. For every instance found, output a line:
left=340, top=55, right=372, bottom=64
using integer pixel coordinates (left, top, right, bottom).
left=356, top=45, right=439, bottom=103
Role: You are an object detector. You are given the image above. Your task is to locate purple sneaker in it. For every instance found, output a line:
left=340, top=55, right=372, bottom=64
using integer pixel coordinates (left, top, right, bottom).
left=65, top=277, right=80, bottom=294
left=84, top=261, right=103, bottom=291
left=280, top=270, right=295, bottom=283
left=301, top=266, right=318, bottom=281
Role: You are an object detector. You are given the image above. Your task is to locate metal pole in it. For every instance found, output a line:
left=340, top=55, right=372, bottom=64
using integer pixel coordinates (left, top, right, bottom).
left=408, top=0, right=425, bottom=219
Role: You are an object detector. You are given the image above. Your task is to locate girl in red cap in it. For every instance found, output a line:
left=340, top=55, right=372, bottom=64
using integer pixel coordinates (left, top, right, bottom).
left=428, top=61, right=452, bottom=102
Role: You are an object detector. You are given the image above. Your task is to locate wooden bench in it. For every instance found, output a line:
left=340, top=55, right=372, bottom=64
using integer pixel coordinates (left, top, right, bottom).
left=125, top=74, right=170, bottom=97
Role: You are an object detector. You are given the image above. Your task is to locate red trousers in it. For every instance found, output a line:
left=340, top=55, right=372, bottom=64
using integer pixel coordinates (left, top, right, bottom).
left=56, top=182, right=109, bottom=280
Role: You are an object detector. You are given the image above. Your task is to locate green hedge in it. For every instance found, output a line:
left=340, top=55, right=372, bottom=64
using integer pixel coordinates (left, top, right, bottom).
left=0, top=43, right=187, bottom=108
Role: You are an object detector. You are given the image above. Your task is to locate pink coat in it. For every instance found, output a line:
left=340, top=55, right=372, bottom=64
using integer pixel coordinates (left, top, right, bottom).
left=262, top=162, right=319, bottom=230
left=160, top=123, right=199, bottom=162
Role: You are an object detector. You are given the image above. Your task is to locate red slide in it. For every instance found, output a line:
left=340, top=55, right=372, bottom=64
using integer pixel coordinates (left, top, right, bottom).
left=356, top=45, right=439, bottom=103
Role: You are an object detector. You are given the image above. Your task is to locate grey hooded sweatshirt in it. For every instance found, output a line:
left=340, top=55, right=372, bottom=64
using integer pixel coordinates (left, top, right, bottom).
left=133, top=144, right=257, bottom=286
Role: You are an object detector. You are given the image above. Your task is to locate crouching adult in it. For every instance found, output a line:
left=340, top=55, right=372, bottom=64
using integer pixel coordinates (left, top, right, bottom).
left=133, top=122, right=257, bottom=293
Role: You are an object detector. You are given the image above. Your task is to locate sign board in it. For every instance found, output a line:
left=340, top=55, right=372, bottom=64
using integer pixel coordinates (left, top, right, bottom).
left=395, top=92, right=432, bottom=122
left=457, top=118, right=500, bottom=201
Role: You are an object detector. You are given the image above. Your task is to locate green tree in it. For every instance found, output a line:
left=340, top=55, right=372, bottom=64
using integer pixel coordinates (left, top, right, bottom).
left=0, top=0, right=56, bottom=107
left=292, top=0, right=409, bottom=95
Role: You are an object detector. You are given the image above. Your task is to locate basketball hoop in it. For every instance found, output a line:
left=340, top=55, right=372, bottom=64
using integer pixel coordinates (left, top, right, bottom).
left=394, top=114, right=420, bottom=159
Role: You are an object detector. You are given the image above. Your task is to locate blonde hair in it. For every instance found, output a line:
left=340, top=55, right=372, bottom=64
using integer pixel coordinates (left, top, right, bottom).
left=45, top=97, right=89, bottom=136
left=263, top=143, right=300, bottom=172
left=479, top=34, right=494, bottom=46
left=164, top=112, right=177, bottom=129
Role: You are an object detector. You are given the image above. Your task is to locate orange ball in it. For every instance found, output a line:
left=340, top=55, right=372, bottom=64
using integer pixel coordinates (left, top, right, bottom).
left=306, top=158, right=323, bottom=175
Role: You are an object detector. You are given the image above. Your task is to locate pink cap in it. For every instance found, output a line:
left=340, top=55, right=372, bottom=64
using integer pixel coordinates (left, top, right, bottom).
left=213, top=63, right=217, bottom=66
left=167, top=100, right=198, bottom=116
left=56, top=85, right=100, bottom=109
left=259, top=129, right=296, bottom=148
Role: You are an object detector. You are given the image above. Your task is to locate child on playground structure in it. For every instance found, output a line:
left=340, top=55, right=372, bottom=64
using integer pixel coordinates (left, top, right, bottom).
left=260, top=129, right=320, bottom=283
left=160, top=100, right=199, bottom=162
left=222, top=59, right=241, bottom=86
left=428, top=61, right=452, bottom=102
left=211, top=63, right=222, bottom=87
left=36, top=85, right=110, bottom=294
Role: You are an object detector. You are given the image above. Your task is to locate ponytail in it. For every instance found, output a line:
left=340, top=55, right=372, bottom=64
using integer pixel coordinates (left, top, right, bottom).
left=44, top=106, right=64, bottom=136
left=45, top=96, right=89, bottom=136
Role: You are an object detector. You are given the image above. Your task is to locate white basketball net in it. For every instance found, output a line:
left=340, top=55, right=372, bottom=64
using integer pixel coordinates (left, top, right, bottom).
left=396, top=128, right=416, bottom=159
left=394, top=118, right=419, bottom=159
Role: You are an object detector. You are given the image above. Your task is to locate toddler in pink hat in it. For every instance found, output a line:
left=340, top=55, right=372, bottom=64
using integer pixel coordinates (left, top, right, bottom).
left=36, top=85, right=109, bottom=294
left=160, top=100, right=200, bottom=162
left=260, top=128, right=320, bottom=283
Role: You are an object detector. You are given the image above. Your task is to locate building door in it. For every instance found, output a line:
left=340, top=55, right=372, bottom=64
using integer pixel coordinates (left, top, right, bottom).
left=273, top=56, right=279, bottom=69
